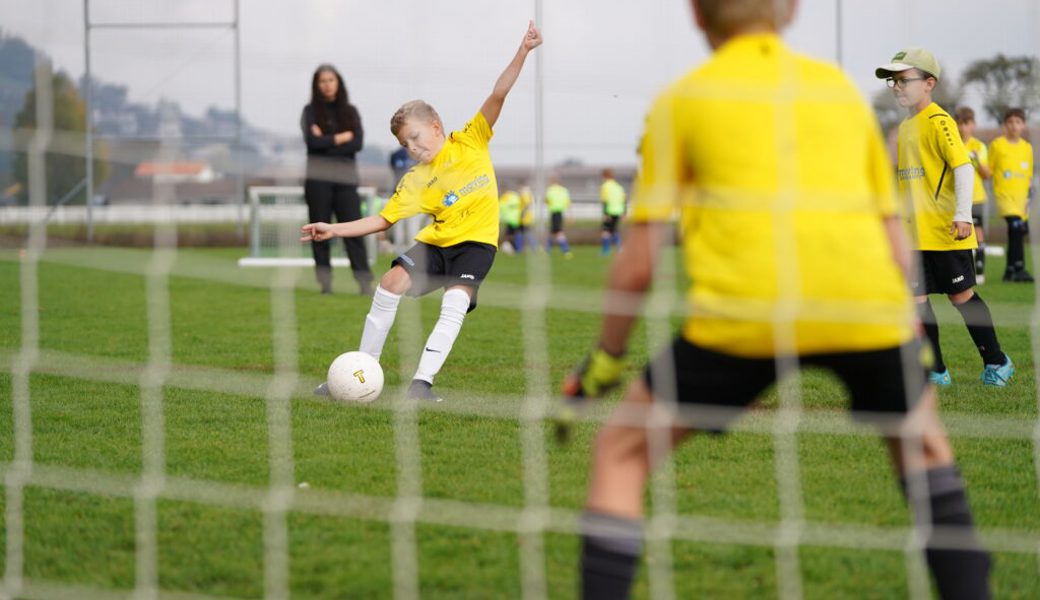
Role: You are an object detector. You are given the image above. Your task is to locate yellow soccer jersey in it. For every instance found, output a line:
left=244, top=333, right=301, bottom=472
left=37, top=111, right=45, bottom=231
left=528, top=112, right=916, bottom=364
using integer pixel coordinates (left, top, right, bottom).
left=964, top=136, right=988, bottom=204
left=632, top=32, right=912, bottom=358
left=381, top=112, right=499, bottom=247
left=546, top=183, right=571, bottom=213
left=520, top=188, right=535, bottom=226
left=601, top=179, right=626, bottom=216
left=896, top=103, right=976, bottom=251
left=989, top=135, right=1033, bottom=218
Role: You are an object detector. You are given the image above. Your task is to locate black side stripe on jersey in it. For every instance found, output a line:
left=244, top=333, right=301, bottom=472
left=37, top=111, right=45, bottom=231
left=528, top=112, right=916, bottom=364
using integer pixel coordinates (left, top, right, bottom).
left=934, top=163, right=949, bottom=201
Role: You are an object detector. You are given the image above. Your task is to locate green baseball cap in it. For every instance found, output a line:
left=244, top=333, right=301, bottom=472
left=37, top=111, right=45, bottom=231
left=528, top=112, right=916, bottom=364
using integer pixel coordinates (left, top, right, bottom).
left=875, top=48, right=941, bottom=80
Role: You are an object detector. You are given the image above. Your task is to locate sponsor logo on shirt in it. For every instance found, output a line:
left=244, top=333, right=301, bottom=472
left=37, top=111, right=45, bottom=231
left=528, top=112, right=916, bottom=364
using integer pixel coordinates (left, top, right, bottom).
left=459, top=173, right=490, bottom=196
left=443, top=190, right=460, bottom=206
left=897, top=167, right=926, bottom=181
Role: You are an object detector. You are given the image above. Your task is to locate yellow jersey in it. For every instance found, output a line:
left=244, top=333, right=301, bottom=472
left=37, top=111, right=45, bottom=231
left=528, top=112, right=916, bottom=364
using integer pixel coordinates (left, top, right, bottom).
left=520, top=188, right=535, bottom=226
left=381, top=112, right=500, bottom=247
left=964, top=136, right=988, bottom=204
left=546, top=183, right=571, bottom=213
left=989, top=135, right=1033, bottom=218
left=631, top=32, right=912, bottom=357
left=500, top=190, right=521, bottom=227
left=600, top=179, right=626, bottom=216
left=896, top=103, right=976, bottom=251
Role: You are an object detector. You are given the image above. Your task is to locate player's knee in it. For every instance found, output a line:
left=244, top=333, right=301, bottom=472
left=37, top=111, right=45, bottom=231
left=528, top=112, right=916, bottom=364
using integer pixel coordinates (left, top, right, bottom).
left=594, top=424, right=648, bottom=467
left=380, top=266, right=412, bottom=294
left=948, top=289, right=974, bottom=305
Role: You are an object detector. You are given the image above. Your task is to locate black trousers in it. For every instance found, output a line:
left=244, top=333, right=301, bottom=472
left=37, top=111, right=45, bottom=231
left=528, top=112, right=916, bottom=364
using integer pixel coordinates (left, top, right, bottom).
left=305, top=179, right=372, bottom=283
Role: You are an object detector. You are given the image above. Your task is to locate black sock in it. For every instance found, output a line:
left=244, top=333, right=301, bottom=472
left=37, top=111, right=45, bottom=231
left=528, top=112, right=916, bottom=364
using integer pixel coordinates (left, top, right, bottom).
left=975, top=245, right=986, bottom=273
left=1006, top=217, right=1025, bottom=271
left=901, top=466, right=992, bottom=600
left=953, top=294, right=1004, bottom=365
left=580, top=511, right=643, bottom=600
left=918, top=300, right=946, bottom=373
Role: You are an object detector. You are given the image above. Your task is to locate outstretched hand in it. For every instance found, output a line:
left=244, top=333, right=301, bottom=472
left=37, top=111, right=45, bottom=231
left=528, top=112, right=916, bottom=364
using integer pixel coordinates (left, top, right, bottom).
left=521, top=20, right=542, bottom=51
left=301, top=222, right=334, bottom=242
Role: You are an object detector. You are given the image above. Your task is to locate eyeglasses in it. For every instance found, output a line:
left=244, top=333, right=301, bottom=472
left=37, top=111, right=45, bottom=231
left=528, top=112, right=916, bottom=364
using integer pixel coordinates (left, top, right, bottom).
left=886, top=77, right=925, bottom=89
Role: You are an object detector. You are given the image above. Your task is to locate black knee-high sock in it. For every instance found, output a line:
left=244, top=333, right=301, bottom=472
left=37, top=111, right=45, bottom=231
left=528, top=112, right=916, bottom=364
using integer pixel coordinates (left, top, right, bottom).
left=918, top=300, right=946, bottom=373
left=1006, top=217, right=1025, bottom=271
left=975, top=244, right=986, bottom=273
left=580, top=511, right=643, bottom=600
left=901, top=466, right=992, bottom=600
left=953, top=293, right=1004, bottom=365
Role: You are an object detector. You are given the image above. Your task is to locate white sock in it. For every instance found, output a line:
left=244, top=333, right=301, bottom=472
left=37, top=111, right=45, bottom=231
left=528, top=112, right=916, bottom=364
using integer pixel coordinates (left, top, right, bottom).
left=359, top=286, right=402, bottom=361
left=413, top=288, right=469, bottom=384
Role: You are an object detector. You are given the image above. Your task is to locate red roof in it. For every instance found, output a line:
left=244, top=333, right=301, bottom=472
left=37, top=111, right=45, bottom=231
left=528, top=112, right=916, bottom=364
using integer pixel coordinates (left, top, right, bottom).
left=135, top=162, right=209, bottom=177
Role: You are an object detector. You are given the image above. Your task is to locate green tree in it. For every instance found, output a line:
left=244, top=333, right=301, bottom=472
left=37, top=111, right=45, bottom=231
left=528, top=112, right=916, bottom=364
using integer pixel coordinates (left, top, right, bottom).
left=962, top=54, right=1040, bottom=125
left=12, top=70, right=108, bottom=205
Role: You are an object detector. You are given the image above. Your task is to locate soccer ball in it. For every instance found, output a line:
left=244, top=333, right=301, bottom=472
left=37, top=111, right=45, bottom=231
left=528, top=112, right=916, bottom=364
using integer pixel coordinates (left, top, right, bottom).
left=327, top=351, right=384, bottom=403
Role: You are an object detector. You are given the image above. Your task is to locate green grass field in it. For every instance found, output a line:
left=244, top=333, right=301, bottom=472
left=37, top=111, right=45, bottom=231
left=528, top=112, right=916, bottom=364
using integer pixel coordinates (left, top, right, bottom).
left=0, top=243, right=1037, bottom=599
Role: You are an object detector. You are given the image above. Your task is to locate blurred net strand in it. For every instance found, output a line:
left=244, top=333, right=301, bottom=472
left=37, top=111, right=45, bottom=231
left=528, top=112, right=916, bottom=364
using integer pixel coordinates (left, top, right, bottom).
left=4, top=346, right=1039, bottom=440
left=3, top=460, right=1033, bottom=554
left=133, top=106, right=181, bottom=600
left=770, top=57, right=809, bottom=600
left=390, top=295, right=425, bottom=600
left=2, top=57, right=53, bottom=600
left=262, top=267, right=301, bottom=600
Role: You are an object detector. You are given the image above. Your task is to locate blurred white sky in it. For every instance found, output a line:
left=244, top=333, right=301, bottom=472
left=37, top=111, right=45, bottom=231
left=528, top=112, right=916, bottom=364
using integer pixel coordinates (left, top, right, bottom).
left=3, top=0, right=1039, bottom=165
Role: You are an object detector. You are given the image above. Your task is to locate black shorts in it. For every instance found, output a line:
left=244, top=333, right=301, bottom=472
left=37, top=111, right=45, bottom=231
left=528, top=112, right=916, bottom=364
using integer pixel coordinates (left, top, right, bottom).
left=911, top=250, right=976, bottom=295
left=643, top=337, right=928, bottom=431
left=391, top=241, right=496, bottom=312
left=971, top=204, right=984, bottom=229
left=550, top=212, right=564, bottom=234
left=602, top=214, right=620, bottom=234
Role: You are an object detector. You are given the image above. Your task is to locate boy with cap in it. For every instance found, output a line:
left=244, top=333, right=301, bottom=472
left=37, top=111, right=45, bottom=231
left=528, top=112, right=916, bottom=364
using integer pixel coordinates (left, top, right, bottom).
left=877, top=48, right=1014, bottom=387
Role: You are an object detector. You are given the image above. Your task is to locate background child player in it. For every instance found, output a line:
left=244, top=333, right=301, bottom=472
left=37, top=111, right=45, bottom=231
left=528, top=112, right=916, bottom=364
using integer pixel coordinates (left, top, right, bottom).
left=989, top=107, right=1034, bottom=283
left=955, top=106, right=992, bottom=282
left=303, top=21, right=543, bottom=402
left=565, top=1, right=991, bottom=598
left=545, top=174, right=573, bottom=257
left=599, top=168, right=626, bottom=256
left=877, top=48, right=1014, bottom=387
left=499, top=184, right=524, bottom=254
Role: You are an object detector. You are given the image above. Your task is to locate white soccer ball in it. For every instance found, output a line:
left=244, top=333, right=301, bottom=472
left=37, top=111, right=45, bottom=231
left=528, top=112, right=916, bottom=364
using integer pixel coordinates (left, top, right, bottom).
left=326, top=351, right=384, bottom=403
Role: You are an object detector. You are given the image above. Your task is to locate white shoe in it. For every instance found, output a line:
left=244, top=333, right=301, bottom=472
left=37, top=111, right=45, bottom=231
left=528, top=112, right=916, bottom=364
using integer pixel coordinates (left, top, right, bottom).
left=976, top=274, right=986, bottom=285
left=313, top=382, right=330, bottom=397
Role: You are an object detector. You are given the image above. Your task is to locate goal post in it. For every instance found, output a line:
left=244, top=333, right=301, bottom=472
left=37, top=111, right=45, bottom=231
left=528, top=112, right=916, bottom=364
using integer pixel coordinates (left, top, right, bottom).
left=238, top=185, right=379, bottom=267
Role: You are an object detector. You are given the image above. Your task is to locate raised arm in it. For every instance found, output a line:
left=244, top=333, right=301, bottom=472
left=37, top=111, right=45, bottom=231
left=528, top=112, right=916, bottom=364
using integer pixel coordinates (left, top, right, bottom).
left=480, top=21, right=542, bottom=129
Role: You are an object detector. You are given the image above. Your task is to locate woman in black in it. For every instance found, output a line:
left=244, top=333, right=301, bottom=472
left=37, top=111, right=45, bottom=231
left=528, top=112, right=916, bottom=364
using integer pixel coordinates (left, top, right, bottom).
left=301, top=64, right=372, bottom=295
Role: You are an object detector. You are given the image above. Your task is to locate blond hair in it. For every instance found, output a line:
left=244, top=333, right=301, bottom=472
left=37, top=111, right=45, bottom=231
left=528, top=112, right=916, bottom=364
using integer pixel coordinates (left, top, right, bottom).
left=390, top=100, right=442, bottom=138
left=697, top=0, right=793, bottom=36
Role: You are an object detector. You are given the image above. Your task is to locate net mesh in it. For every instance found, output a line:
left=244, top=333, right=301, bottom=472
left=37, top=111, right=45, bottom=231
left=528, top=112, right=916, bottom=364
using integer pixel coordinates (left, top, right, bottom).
left=2, top=1, right=1040, bottom=599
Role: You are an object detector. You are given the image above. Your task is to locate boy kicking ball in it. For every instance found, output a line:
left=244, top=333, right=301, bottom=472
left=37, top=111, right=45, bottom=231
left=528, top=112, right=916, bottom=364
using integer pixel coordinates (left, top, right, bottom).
left=303, top=21, right=543, bottom=402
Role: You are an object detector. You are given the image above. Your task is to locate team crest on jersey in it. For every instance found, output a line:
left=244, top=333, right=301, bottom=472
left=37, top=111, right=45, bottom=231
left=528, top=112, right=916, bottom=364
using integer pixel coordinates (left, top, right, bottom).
left=443, top=190, right=460, bottom=206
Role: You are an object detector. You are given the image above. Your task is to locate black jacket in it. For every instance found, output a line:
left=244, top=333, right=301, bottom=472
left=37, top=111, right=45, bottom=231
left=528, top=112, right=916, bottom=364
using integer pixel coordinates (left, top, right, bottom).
left=301, top=102, right=364, bottom=185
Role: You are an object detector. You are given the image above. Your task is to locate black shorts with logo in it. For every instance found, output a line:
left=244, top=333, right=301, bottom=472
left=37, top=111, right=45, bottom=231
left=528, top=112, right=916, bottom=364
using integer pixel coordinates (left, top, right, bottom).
left=603, top=214, right=620, bottom=234
left=643, top=337, right=928, bottom=431
left=911, top=250, right=976, bottom=295
left=391, top=241, right=496, bottom=312
left=550, top=212, right=564, bottom=234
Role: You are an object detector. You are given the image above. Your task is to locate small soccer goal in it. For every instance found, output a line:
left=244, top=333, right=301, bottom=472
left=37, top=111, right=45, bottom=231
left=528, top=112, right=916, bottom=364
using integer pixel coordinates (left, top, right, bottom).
left=238, top=185, right=378, bottom=267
